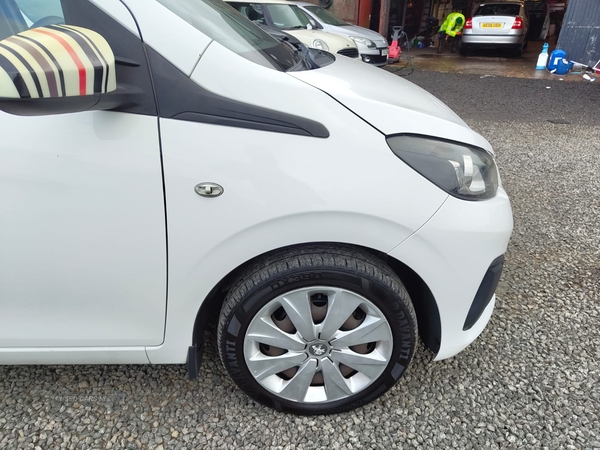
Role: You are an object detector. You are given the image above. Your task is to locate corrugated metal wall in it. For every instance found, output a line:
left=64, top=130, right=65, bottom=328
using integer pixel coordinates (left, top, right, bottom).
left=556, top=0, right=600, bottom=67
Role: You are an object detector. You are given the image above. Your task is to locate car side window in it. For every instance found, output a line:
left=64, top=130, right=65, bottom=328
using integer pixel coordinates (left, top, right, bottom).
left=0, top=0, right=64, bottom=40
left=246, top=5, right=266, bottom=25
left=227, top=3, right=266, bottom=25
left=247, top=4, right=266, bottom=24
left=15, top=0, right=63, bottom=25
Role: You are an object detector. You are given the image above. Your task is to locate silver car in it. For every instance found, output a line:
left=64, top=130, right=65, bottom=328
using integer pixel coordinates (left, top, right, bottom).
left=291, top=1, right=389, bottom=66
left=461, top=1, right=529, bottom=56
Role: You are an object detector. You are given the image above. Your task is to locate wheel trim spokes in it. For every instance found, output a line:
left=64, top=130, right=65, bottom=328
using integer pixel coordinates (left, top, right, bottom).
left=246, top=316, right=305, bottom=351
left=280, top=290, right=317, bottom=341
left=279, top=359, right=318, bottom=401
left=329, top=349, right=388, bottom=379
left=330, top=315, right=391, bottom=349
left=243, top=286, right=393, bottom=404
left=247, top=351, right=307, bottom=381
left=321, top=358, right=353, bottom=399
left=319, top=290, right=364, bottom=341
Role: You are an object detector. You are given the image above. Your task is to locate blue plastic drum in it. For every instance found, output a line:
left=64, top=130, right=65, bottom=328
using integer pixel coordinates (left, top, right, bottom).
left=547, top=49, right=573, bottom=75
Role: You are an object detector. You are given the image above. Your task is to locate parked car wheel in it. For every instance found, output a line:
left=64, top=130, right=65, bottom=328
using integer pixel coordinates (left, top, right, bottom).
left=512, top=40, right=526, bottom=57
left=217, top=245, right=418, bottom=414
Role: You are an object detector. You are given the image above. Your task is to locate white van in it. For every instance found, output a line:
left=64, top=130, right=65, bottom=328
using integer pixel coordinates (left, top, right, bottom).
left=0, top=0, right=513, bottom=415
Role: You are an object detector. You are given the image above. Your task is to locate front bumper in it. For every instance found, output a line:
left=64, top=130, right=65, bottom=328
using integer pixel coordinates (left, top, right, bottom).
left=359, top=47, right=389, bottom=66
left=464, top=255, right=504, bottom=331
left=388, top=187, right=513, bottom=360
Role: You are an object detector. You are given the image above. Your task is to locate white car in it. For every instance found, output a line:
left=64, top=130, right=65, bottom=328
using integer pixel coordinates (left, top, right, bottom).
left=226, top=0, right=359, bottom=58
left=291, top=1, right=390, bottom=66
left=0, top=0, right=512, bottom=415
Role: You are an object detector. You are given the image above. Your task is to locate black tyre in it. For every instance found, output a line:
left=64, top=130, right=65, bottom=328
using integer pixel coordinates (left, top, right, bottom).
left=513, top=41, right=525, bottom=57
left=217, top=245, right=418, bottom=415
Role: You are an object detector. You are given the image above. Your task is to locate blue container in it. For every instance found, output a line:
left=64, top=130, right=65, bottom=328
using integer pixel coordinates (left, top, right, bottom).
left=547, top=49, right=574, bottom=75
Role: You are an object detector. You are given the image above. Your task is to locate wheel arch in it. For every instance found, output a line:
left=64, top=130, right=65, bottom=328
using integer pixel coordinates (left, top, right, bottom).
left=189, top=242, right=441, bottom=377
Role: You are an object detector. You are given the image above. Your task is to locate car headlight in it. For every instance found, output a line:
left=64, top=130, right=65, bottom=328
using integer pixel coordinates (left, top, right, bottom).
left=311, top=39, right=329, bottom=51
left=349, top=36, right=376, bottom=49
left=387, top=134, right=498, bottom=200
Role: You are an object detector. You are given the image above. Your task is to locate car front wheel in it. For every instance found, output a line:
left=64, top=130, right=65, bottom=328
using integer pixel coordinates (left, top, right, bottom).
left=217, top=245, right=418, bottom=414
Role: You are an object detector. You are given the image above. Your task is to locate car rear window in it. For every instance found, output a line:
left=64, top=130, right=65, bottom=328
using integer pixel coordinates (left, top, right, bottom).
left=475, top=4, right=521, bottom=16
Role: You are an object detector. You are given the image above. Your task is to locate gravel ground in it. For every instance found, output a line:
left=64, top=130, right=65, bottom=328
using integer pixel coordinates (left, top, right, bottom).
left=1, top=72, right=599, bottom=450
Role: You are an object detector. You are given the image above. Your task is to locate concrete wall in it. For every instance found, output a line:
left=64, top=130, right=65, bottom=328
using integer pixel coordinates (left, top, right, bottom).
left=303, top=0, right=358, bottom=23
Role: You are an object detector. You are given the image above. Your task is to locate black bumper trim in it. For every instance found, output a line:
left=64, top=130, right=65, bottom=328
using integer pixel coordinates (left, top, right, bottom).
left=463, top=255, right=505, bottom=331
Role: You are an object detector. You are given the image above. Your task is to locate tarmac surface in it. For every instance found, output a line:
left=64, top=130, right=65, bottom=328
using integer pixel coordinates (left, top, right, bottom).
left=388, top=37, right=599, bottom=83
left=1, top=57, right=599, bottom=449
left=393, top=69, right=600, bottom=126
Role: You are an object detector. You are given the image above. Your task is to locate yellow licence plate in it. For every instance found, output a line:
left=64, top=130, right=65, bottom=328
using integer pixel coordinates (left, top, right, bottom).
left=481, top=23, right=503, bottom=28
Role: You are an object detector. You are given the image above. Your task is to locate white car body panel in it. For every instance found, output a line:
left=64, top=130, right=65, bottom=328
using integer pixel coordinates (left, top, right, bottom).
left=121, top=0, right=211, bottom=76
left=149, top=119, right=447, bottom=362
left=146, top=42, right=449, bottom=362
left=286, top=28, right=356, bottom=54
left=0, top=347, right=150, bottom=365
left=290, top=55, right=492, bottom=151
left=191, top=41, right=346, bottom=126
left=389, top=188, right=513, bottom=359
left=0, top=112, right=167, bottom=349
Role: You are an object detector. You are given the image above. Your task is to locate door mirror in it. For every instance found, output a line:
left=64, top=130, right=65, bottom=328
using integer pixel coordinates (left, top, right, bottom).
left=0, top=25, right=116, bottom=116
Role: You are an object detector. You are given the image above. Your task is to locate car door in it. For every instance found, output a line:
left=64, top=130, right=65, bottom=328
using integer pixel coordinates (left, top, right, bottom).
left=0, top=0, right=167, bottom=350
left=539, top=3, right=550, bottom=40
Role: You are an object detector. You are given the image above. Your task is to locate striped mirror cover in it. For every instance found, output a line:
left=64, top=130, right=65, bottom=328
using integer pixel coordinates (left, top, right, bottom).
left=0, top=25, right=116, bottom=99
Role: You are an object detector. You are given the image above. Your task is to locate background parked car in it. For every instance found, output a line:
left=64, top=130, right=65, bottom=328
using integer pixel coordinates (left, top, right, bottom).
left=227, top=0, right=359, bottom=58
left=290, top=1, right=389, bottom=67
left=461, top=1, right=530, bottom=56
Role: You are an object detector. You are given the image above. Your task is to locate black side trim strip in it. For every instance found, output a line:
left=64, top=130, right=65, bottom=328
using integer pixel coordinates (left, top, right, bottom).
left=115, top=56, right=140, bottom=67
left=173, top=112, right=313, bottom=137
left=146, top=46, right=329, bottom=138
left=463, top=255, right=505, bottom=331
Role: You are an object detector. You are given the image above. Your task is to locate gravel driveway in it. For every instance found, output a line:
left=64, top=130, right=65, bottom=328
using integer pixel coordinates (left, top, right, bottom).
left=1, top=72, right=599, bottom=450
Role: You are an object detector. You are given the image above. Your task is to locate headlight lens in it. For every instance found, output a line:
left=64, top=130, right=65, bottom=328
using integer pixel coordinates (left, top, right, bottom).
left=387, top=134, right=498, bottom=200
left=350, top=36, right=376, bottom=49
left=311, top=39, right=329, bottom=51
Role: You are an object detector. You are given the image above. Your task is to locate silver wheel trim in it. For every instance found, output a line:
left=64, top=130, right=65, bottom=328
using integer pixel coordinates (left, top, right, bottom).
left=243, top=286, right=393, bottom=404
